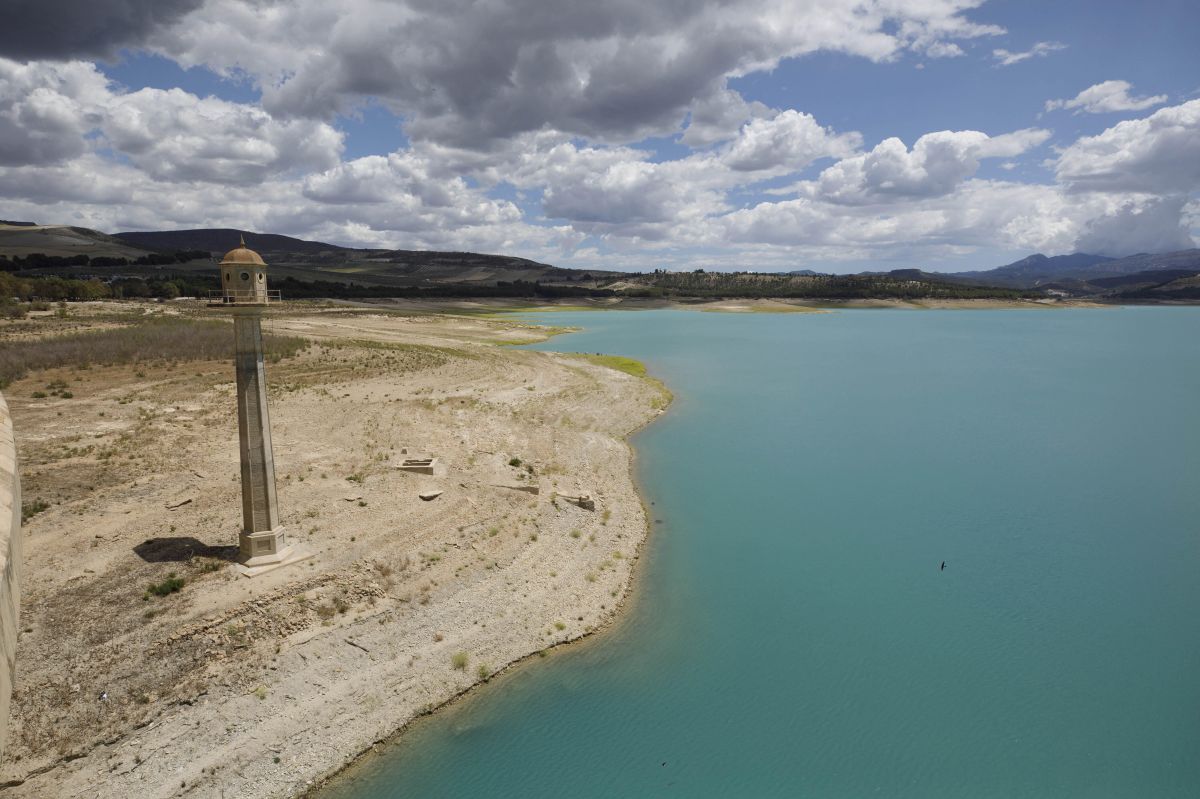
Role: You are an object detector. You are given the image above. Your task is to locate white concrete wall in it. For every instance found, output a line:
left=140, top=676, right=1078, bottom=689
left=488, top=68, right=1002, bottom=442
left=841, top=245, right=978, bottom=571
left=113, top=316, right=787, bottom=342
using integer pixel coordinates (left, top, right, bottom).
left=0, top=393, right=20, bottom=762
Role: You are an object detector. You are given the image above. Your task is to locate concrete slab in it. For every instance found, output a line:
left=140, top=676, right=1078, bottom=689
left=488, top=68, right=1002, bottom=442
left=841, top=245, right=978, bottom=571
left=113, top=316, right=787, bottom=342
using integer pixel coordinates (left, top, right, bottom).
left=233, top=543, right=315, bottom=578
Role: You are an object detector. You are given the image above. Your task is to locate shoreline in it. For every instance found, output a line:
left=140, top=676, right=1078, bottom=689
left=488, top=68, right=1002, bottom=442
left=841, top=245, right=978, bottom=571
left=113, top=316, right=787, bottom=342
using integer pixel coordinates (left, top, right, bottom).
left=344, top=296, right=1113, bottom=315
left=305, top=380, right=671, bottom=796
left=1, top=305, right=673, bottom=798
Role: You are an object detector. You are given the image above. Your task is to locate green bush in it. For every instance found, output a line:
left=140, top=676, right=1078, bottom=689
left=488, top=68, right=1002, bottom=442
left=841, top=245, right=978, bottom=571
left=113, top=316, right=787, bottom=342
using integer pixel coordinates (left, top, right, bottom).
left=147, top=573, right=185, bottom=597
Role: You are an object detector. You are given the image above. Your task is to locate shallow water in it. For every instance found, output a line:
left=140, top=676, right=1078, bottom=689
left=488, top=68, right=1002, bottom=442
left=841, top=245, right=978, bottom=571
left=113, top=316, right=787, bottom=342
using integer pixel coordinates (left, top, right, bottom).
left=324, top=307, right=1200, bottom=798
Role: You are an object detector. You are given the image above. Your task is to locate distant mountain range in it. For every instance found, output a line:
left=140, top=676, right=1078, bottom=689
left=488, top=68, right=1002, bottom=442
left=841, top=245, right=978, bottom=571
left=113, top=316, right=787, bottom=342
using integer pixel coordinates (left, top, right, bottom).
left=944, top=249, right=1200, bottom=298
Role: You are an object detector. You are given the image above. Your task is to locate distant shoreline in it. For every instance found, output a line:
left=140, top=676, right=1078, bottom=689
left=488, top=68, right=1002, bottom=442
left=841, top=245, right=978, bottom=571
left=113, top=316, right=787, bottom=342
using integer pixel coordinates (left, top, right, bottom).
left=337, top=296, right=1118, bottom=315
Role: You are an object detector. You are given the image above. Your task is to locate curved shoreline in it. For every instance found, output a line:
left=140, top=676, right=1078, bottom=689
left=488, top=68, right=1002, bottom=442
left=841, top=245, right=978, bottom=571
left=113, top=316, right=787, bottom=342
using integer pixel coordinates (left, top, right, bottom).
left=1, top=307, right=672, bottom=799
left=304, top=353, right=674, bottom=797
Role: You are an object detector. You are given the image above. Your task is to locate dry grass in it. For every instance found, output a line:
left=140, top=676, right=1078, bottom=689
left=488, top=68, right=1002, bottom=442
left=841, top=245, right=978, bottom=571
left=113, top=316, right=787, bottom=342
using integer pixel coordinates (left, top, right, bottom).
left=0, top=317, right=308, bottom=387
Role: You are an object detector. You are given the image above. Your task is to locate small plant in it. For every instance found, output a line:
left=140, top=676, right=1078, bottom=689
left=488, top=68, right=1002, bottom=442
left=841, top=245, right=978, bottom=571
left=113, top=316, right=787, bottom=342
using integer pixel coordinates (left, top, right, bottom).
left=60, top=391, right=73, bottom=399
left=21, top=499, right=50, bottom=522
left=477, top=663, right=491, bottom=680
left=508, top=457, right=522, bottom=467
left=585, top=572, right=597, bottom=583
left=346, top=472, right=365, bottom=484
left=31, top=391, right=46, bottom=399
left=333, top=596, right=350, bottom=614
left=570, top=529, right=581, bottom=539
left=147, top=573, right=185, bottom=597
left=255, top=686, right=268, bottom=701
left=554, top=621, right=566, bottom=631
left=451, top=651, right=469, bottom=670
left=316, top=603, right=336, bottom=620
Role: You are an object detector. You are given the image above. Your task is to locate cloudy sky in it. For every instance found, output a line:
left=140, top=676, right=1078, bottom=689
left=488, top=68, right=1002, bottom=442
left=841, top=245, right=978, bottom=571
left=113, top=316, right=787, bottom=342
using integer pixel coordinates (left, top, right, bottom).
left=0, top=0, right=1197, bottom=272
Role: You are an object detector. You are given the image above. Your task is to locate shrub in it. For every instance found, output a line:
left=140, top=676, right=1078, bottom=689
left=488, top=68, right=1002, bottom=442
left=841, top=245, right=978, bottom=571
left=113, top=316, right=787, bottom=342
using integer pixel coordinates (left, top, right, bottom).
left=21, top=498, right=49, bottom=521
left=451, top=651, right=469, bottom=670
left=147, top=573, right=185, bottom=597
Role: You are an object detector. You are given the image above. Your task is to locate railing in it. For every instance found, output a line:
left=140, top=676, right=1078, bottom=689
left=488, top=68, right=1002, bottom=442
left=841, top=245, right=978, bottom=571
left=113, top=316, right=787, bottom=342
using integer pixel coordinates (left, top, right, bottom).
left=206, top=290, right=282, bottom=305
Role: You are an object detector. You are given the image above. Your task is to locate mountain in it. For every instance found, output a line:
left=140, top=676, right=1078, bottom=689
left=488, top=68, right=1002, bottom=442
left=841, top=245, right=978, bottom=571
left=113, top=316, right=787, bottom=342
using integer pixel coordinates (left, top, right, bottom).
left=949, top=253, right=1113, bottom=287
left=949, top=250, right=1200, bottom=289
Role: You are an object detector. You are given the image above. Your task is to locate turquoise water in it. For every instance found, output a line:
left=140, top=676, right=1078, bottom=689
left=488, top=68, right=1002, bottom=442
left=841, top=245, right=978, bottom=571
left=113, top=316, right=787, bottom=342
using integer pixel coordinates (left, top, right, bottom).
left=326, top=308, right=1200, bottom=798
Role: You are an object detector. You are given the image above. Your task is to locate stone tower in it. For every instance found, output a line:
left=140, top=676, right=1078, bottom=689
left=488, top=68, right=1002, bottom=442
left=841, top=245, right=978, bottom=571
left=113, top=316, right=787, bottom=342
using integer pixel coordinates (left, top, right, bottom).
left=211, top=237, right=308, bottom=574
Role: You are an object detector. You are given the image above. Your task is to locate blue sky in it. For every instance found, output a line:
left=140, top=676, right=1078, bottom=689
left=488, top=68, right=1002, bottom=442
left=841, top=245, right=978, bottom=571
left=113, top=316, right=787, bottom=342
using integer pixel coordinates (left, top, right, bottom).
left=1, top=0, right=1197, bottom=272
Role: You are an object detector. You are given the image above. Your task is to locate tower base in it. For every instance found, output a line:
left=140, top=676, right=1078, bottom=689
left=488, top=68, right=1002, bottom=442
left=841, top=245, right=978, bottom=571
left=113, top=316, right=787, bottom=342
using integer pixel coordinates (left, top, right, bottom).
left=235, top=527, right=314, bottom=577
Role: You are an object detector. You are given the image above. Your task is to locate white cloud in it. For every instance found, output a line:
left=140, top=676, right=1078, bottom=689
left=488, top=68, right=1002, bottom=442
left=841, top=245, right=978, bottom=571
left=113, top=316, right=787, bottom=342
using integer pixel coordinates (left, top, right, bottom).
left=1053, top=99, right=1200, bottom=193
left=104, top=88, right=343, bottom=184
left=148, top=0, right=1003, bottom=149
left=0, top=59, right=107, bottom=166
left=721, top=110, right=862, bottom=172
left=1045, top=80, right=1168, bottom=114
left=992, top=41, right=1067, bottom=67
left=813, top=128, right=1050, bottom=204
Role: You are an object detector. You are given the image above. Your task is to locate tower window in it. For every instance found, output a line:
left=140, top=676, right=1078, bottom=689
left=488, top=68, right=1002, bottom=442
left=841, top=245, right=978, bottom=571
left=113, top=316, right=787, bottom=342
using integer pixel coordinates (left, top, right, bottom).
left=240, top=272, right=250, bottom=281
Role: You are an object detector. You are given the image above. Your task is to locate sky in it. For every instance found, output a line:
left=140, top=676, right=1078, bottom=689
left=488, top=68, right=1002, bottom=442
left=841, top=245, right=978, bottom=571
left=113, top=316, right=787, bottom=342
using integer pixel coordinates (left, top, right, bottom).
left=0, top=0, right=1197, bottom=273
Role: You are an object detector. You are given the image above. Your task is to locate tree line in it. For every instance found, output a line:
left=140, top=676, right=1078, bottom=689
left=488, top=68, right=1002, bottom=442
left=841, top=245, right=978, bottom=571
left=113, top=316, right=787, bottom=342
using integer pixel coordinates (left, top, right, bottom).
left=0, top=250, right=211, bottom=270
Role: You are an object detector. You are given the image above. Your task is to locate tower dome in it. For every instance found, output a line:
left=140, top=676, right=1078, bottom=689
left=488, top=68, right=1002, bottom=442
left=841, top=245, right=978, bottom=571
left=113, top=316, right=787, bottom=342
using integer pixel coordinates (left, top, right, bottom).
left=220, top=235, right=266, bottom=267
left=217, top=235, right=271, bottom=304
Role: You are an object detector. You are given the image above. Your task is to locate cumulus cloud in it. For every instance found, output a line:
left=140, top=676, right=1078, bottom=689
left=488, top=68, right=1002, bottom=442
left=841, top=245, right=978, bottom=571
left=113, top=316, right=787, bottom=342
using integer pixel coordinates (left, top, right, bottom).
left=0, top=58, right=343, bottom=183
left=0, top=59, right=107, bottom=166
left=722, top=110, right=861, bottom=172
left=992, top=41, right=1067, bottom=67
left=680, top=87, right=771, bottom=148
left=813, top=127, right=1050, bottom=204
left=144, top=0, right=1002, bottom=149
left=104, top=88, right=343, bottom=184
left=0, top=0, right=204, bottom=60
left=1045, top=80, right=1168, bottom=114
left=1074, top=195, right=1195, bottom=256
left=1053, top=99, right=1200, bottom=193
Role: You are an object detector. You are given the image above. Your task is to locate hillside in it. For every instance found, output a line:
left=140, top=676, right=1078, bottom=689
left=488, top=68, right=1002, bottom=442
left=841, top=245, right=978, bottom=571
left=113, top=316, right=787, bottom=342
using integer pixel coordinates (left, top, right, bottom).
left=0, top=224, right=155, bottom=261
left=114, top=228, right=348, bottom=256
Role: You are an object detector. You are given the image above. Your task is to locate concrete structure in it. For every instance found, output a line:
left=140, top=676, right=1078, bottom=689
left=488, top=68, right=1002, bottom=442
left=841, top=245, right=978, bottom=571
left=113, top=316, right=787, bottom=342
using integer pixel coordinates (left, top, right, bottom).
left=0, top=392, right=21, bottom=761
left=397, top=457, right=437, bottom=475
left=210, top=239, right=310, bottom=576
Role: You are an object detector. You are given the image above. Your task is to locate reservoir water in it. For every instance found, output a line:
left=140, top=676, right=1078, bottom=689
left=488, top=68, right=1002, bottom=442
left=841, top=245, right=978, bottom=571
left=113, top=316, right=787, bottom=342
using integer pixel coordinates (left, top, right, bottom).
left=325, top=307, right=1200, bottom=798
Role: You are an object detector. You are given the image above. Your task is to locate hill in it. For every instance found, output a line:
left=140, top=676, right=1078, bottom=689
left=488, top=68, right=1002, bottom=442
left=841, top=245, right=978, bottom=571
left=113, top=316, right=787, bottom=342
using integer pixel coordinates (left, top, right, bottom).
left=0, top=224, right=155, bottom=261
left=114, top=228, right=348, bottom=256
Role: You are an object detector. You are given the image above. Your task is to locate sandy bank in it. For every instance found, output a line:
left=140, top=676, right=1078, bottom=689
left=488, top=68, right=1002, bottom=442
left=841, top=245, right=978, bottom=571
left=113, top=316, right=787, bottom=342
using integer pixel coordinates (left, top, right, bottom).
left=0, top=305, right=669, bottom=798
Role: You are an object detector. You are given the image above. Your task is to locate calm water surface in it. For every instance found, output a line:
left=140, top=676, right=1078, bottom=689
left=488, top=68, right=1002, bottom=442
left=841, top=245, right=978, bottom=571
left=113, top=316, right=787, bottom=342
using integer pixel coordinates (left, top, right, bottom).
left=325, top=308, right=1200, bottom=798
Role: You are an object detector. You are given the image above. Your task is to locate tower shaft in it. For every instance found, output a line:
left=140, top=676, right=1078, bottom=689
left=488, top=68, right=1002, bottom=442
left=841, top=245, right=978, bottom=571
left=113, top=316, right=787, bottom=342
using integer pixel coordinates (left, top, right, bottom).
left=233, top=311, right=289, bottom=564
